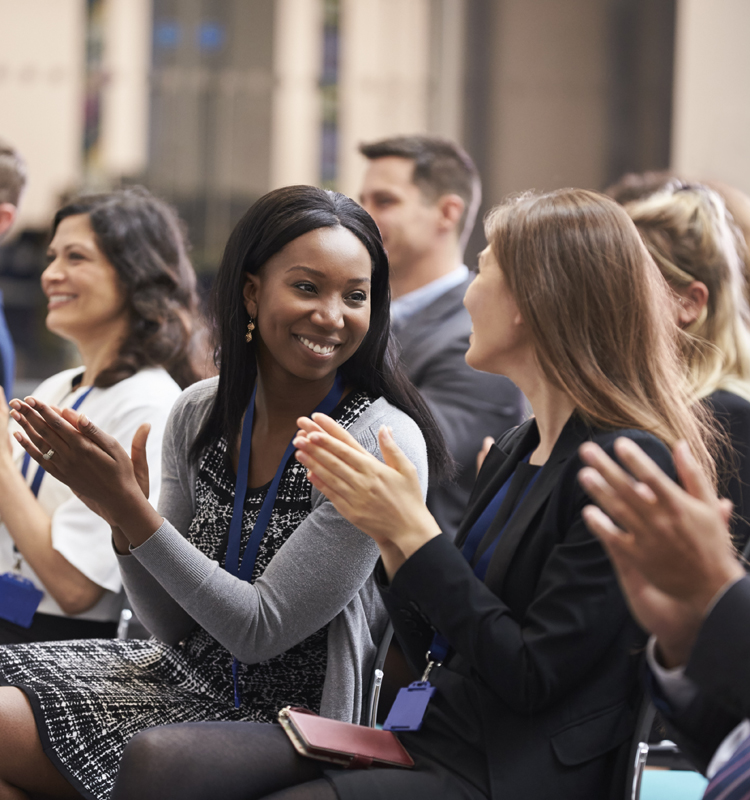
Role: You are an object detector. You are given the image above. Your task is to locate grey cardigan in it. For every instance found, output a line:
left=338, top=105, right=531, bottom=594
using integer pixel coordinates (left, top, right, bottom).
left=117, top=377, right=428, bottom=723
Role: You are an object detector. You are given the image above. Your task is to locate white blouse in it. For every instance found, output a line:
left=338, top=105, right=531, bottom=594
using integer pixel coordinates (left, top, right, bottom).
left=3, top=366, right=181, bottom=622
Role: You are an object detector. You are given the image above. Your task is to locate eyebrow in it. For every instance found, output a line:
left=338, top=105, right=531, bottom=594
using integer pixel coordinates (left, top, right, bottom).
left=47, top=242, right=95, bottom=255
left=287, top=266, right=371, bottom=284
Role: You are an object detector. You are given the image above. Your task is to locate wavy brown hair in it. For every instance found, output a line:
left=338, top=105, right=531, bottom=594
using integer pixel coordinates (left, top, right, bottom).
left=53, top=187, right=204, bottom=389
left=485, top=188, right=717, bottom=483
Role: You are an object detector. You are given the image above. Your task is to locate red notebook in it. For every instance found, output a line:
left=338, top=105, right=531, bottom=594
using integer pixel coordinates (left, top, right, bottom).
left=278, top=706, right=414, bottom=770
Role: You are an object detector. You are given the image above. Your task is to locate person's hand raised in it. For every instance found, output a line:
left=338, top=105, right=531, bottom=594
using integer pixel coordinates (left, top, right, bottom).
left=577, top=437, right=744, bottom=667
left=10, top=396, right=153, bottom=533
left=293, top=412, right=441, bottom=578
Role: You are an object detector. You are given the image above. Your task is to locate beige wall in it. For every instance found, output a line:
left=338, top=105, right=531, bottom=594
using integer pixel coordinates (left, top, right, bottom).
left=338, top=0, right=432, bottom=198
left=0, top=0, right=86, bottom=228
left=99, top=0, right=152, bottom=180
left=482, top=0, right=609, bottom=205
left=270, top=0, right=323, bottom=189
left=672, top=0, right=750, bottom=195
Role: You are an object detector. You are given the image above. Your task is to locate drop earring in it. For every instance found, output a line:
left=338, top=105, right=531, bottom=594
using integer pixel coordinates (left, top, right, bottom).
left=245, top=317, right=256, bottom=342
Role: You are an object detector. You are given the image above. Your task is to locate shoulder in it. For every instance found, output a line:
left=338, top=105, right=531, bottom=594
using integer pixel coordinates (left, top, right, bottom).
left=103, top=367, right=181, bottom=404
left=168, top=376, right=219, bottom=422
left=586, top=427, right=673, bottom=468
left=349, top=397, right=427, bottom=470
left=30, top=367, right=84, bottom=398
left=707, top=389, right=750, bottom=414
left=557, top=425, right=675, bottom=513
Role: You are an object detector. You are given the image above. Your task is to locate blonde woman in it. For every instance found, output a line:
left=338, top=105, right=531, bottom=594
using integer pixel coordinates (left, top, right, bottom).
left=626, top=183, right=750, bottom=551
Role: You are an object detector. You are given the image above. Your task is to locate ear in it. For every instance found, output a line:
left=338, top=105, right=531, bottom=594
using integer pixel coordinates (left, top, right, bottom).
left=436, top=194, right=464, bottom=234
left=676, top=280, right=709, bottom=327
left=242, top=272, right=261, bottom=316
left=0, top=203, right=17, bottom=240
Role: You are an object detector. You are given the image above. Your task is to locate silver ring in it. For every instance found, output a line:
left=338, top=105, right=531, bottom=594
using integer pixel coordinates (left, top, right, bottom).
left=42, top=449, right=55, bottom=461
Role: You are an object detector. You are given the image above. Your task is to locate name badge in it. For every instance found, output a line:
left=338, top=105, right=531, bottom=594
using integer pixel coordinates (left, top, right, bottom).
left=0, top=573, right=43, bottom=628
left=382, top=681, right=437, bottom=731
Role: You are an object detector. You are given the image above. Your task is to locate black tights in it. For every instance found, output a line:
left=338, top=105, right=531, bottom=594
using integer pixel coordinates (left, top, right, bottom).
left=111, top=722, right=338, bottom=800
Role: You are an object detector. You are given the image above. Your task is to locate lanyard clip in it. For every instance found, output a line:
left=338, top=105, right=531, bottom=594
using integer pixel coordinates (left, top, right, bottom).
left=421, top=650, right=441, bottom=683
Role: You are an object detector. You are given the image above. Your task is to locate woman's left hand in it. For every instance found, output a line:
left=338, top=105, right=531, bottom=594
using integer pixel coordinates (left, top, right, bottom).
left=293, top=413, right=441, bottom=573
left=9, top=396, right=153, bottom=532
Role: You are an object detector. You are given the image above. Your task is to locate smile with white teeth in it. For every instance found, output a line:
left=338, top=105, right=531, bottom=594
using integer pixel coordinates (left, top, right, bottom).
left=296, top=335, right=337, bottom=355
left=48, top=294, right=77, bottom=307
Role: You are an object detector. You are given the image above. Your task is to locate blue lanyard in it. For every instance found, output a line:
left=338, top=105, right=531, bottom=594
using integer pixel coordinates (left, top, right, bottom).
left=20, top=385, right=94, bottom=498
left=428, top=456, right=541, bottom=664
left=228, top=373, right=344, bottom=707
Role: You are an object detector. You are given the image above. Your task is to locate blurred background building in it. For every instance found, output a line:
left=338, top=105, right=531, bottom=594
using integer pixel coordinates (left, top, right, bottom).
left=1, top=0, right=750, bottom=392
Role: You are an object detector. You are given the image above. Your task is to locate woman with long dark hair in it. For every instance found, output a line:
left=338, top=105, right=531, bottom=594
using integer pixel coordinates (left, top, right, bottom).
left=0, top=186, right=443, bottom=799
left=0, top=187, right=200, bottom=643
left=109, top=189, right=717, bottom=800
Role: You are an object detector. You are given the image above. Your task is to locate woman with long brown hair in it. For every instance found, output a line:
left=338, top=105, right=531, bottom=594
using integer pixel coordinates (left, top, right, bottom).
left=98, top=188, right=717, bottom=800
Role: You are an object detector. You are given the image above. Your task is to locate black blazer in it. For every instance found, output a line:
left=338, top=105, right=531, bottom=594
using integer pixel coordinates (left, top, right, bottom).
left=379, top=414, right=674, bottom=800
left=652, top=575, right=750, bottom=774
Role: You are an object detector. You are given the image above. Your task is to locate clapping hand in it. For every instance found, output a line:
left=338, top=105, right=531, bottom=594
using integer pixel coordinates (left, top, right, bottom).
left=293, top=413, right=440, bottom=578
left=10, top=396, right=152, bottom=532
left=577, top=438, right=744, bottom=667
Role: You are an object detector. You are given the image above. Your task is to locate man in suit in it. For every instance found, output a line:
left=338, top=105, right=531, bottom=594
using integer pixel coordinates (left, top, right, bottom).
left=0, top=139, right=26, bottom=397
left=359, top=135, right=524, bottom=538
left=578, top=437, right=749, bottom=795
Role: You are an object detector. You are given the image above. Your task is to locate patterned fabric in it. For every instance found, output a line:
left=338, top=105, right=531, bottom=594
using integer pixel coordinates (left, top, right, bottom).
left=0, top=391, right=373, bottom=800
left=705, top=734, right=750, bottom=800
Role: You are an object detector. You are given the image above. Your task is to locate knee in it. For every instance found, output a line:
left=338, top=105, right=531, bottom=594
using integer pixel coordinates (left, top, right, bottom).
left=113, top=727, right=182, bottom=800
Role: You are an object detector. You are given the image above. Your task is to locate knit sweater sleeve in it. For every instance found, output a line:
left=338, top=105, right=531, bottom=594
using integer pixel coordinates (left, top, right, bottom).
left=120, top=395, right=428, bottom=660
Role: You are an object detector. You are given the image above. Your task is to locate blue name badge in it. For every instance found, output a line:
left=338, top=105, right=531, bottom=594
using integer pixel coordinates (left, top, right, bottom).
left=0, top=573, right=43, bottom=628
left=382, top=681, right=437, bottom=731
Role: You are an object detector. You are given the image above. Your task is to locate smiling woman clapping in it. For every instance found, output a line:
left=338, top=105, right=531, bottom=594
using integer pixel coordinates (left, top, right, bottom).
left=0, top=186, right=444, bottom=800
left=0, top=188, right=200, bottom=643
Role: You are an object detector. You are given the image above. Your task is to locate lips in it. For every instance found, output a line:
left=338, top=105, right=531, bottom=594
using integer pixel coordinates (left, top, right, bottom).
left=47, top=293, right=77, bottom=308
left=295, top=335, right=340, bottom=356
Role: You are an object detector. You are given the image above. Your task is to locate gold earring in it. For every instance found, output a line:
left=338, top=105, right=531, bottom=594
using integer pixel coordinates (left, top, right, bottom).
left=245, top=317, right=256, bottom=342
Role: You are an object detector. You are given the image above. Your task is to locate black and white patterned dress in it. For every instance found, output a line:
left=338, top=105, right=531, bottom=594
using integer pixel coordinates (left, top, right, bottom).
left=0, top=392, right=373, bottom=800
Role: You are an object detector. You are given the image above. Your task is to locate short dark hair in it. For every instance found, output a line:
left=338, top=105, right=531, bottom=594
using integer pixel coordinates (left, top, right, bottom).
left=359, top=135, right=481, bottom=246
left=0, top=138, right=27, bottom=206
left=190, top=184, right=451, bottom=479
left=53, top=187, right=202, bottom=390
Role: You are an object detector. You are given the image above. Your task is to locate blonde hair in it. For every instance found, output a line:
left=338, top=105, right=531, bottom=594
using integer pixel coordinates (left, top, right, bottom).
left=626, top=185, right=750, bottom=404
left=485, top=188, right=717, bottom=484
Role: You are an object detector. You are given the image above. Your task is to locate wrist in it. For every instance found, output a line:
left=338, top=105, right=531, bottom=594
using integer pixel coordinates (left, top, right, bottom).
left=689, top=560, right=746, bottom=620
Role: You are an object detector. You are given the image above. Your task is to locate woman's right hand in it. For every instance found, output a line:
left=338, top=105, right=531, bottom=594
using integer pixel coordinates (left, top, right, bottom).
left=9, top=396, right=155, bottom=534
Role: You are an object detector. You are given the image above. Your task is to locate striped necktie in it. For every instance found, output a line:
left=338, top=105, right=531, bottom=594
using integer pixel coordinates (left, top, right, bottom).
left=705, top=735, right=750, bottom=800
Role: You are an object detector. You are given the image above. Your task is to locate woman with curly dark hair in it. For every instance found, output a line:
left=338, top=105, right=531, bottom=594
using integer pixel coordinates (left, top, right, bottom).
left=0, top=186, right=202, bottom=643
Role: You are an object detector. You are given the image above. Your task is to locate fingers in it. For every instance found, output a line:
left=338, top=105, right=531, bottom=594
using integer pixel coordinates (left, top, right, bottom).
left=309, top=413, right=369, bottom=455
left=579, top=441, right=657, bottom=507
left=612, top=437, right=689, bottom=507
left=11, top=397, right=79, bottom=452
left=577, top=465, right=650, bottom=535
left=294, top=446, right=362, bottom=498
left=377, top=426, right=416, bottom=477
left=9, top=401, right=59, bottom=456
left=75, top=413, right=121, bottom=457
left=131, top=424, right=151, bottom=500
left=672, top=440, right=716, bottom=505
left=718, top=498, right=734, bottom=527
left=296, top=417, right=325, bottom=436
left=12, top=429, right=46, bottom=465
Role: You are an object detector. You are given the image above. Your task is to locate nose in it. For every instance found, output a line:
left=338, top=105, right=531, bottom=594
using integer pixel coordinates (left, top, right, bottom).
left=41, top=257, right=65, bottom=289
left=310, top=296, right=345, bottom=331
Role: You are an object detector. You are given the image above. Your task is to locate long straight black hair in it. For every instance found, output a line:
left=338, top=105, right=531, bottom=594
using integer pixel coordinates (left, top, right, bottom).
left=191, top=185, right=451, bottom=477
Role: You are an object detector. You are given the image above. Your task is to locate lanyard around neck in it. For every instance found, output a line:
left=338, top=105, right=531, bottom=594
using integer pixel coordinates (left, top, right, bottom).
left=225, top=373, right=345, bottom=584
left=20, top=385, right=94, bottom=498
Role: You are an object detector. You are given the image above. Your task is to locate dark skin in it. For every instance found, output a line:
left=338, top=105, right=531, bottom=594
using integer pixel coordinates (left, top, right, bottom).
left=0, top=226, right=373, bottom=798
